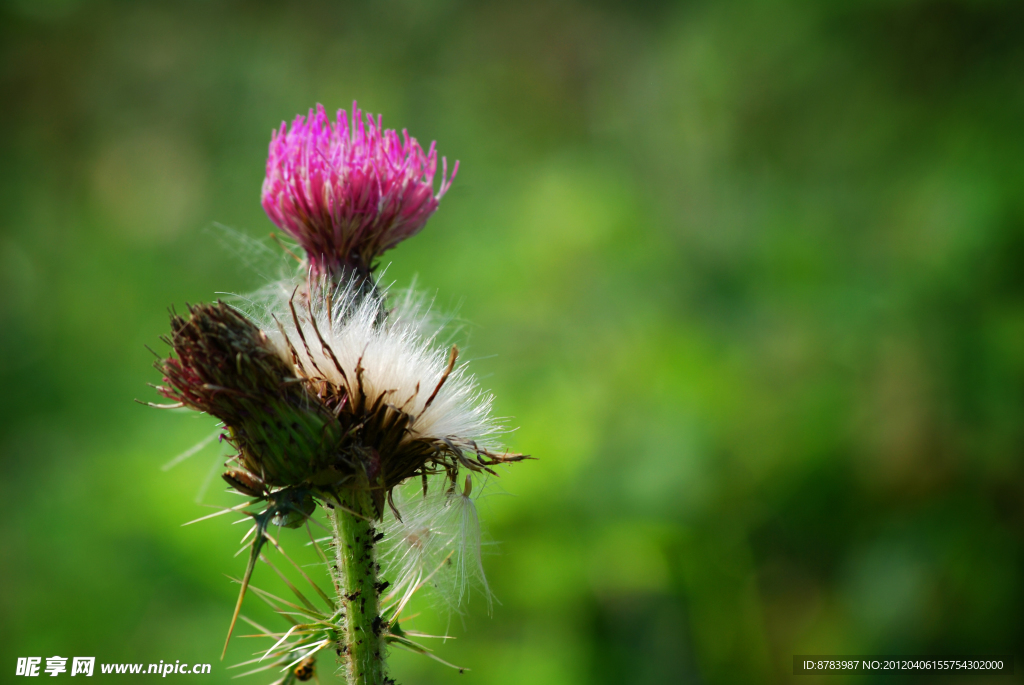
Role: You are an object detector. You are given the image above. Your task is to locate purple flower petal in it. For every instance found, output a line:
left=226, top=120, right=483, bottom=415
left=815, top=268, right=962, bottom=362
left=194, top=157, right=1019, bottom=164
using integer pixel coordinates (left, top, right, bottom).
left=261, top=102, right=458, bottom=278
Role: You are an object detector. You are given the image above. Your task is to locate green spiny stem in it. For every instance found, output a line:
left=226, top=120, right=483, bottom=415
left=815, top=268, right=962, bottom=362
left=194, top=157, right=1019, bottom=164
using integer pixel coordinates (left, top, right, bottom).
left=330, top=489, right=388, bottom=685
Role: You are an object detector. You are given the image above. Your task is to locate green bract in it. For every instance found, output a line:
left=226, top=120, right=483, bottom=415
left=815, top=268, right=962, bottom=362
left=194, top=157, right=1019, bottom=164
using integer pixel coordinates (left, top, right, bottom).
left=157, top=301, right=341, bottom=488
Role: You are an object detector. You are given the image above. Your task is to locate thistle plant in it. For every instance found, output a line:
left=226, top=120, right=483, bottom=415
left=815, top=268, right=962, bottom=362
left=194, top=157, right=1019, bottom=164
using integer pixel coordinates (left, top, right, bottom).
left=149, top=103, right=526, bottom=685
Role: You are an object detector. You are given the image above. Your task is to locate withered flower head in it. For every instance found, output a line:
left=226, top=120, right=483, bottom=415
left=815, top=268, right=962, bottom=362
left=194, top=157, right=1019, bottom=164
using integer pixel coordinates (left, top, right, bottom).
left=263, top=279, right=527, bottom=517
left=156, top=302, right=339, bottom=488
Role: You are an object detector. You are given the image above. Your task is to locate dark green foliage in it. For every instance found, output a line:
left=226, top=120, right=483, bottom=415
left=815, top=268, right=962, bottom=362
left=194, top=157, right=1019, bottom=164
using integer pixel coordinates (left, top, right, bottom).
left=2, top=1, right=1024, bottom=683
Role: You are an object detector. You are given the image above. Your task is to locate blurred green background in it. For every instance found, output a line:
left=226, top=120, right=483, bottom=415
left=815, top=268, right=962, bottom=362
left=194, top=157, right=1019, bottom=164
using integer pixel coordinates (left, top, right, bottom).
left=2, top=1, right=1023, bottom=683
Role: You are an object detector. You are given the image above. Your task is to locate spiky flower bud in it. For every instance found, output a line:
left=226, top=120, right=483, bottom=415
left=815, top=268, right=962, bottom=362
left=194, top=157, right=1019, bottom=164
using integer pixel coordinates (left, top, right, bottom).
left=261, top=102, right=457, bottom=281
left=156, top=302, right=338, bottom=488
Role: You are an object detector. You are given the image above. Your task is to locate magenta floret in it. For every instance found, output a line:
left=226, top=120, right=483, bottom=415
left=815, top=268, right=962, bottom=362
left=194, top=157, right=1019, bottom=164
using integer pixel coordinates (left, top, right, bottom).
left=261, top=102, right=458, bottom=277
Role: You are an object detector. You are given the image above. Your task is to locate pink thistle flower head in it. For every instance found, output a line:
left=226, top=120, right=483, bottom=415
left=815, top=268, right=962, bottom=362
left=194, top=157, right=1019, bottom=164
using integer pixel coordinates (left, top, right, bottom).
left=262, top=102, right=458, bottom=279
